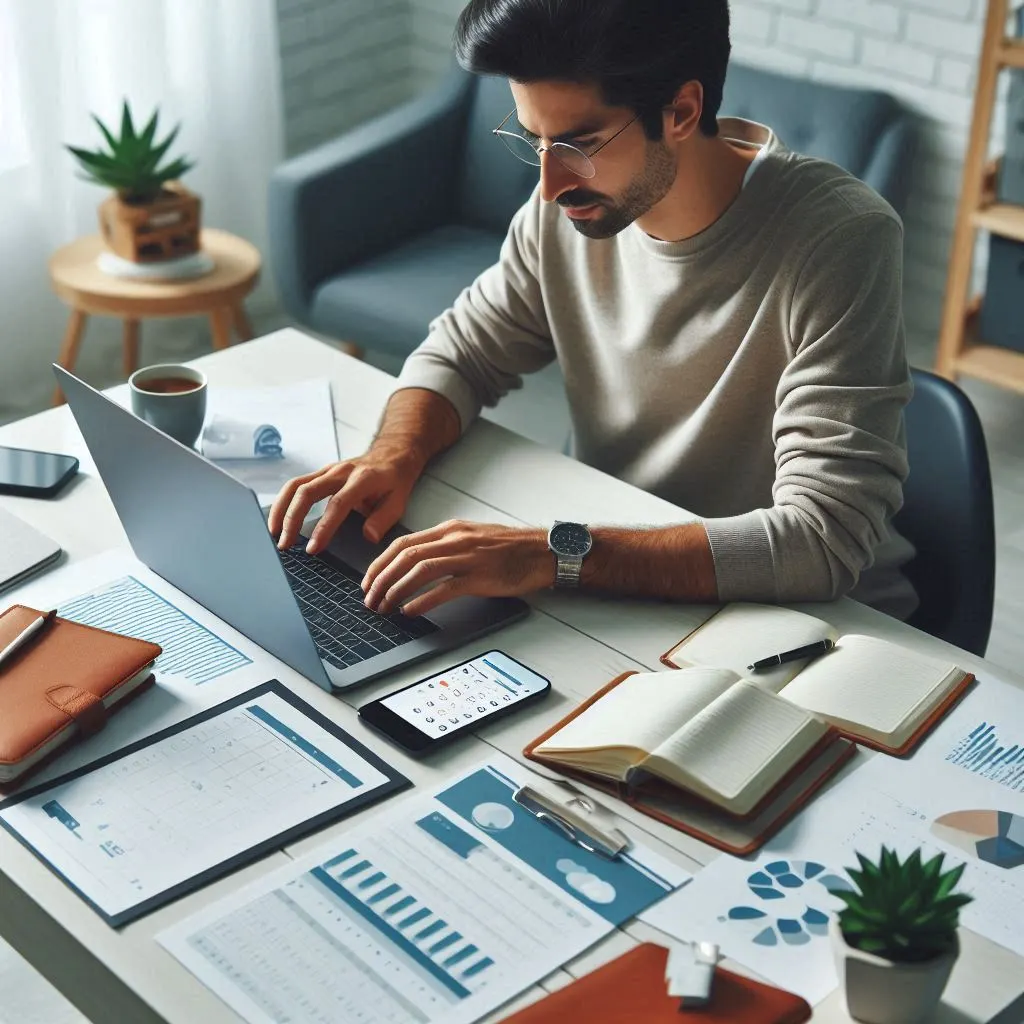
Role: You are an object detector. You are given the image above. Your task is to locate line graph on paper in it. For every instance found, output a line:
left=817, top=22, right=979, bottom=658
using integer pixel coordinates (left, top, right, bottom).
left=945, top=721, right=1024, bottom=792
left=59, top=576, right=251, bottom=686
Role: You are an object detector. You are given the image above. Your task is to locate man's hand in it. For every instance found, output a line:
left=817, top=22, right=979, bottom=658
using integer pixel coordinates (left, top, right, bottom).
left=362, top=521, right=554, bottom=618
left=268, top=444, right=420, bottom=554
left=268, top=387, right=462, bottom=555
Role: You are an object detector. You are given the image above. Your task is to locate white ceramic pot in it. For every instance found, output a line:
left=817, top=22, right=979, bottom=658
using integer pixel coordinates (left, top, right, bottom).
left=829, top=918, right=959, bottom=1024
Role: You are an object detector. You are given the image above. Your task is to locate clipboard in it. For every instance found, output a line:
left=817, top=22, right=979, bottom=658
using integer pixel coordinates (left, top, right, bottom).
left=0, top=680, right=410, bottom=926
left=524, top=671, right=856, bottom=856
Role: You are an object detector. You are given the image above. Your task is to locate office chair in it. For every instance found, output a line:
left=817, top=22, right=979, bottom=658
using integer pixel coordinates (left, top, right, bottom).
left=893, top=368, right=995, bottom=657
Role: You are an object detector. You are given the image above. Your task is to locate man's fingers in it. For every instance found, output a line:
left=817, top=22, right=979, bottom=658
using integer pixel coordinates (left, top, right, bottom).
left=361, top=523, right=463, bottom=593
left=268, top=470, right=320, bottom=538
left=372, top=556, right=465, bottom=615
left=277, top=467, right=352, bottom=550
left=400, top=577, right=468, bottom=619
left=362, top=489, right=409, bottom=545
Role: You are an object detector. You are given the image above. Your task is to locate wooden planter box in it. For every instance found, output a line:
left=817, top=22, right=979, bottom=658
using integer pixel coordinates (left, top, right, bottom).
left=99, top=182, right=201, bottom=263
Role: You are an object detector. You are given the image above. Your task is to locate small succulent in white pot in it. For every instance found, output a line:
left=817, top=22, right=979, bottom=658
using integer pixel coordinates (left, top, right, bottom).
left=828, top=846, right=973, bottom=1024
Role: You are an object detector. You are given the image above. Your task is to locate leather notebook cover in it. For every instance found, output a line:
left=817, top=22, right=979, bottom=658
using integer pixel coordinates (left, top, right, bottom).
left=499, top=943, right=811, bottom=1024
left=0, top=604, right=162, bottom=785
left=524, top=671, right=856, bottom=856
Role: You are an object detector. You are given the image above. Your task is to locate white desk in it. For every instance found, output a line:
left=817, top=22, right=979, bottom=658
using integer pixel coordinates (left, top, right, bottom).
left=1, top=330, right=1021, bottom=1024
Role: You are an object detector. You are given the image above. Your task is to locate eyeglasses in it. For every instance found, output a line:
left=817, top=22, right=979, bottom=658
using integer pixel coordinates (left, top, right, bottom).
left=492, top=109, right=639, bottom=179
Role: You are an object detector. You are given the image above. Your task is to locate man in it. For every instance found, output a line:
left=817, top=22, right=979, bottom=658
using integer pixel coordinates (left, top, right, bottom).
left=271, top=0, right=916, bottom=622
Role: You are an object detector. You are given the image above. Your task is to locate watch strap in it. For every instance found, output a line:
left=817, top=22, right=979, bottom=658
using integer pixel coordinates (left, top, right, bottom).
left=554, top=554, right=583, bottom=588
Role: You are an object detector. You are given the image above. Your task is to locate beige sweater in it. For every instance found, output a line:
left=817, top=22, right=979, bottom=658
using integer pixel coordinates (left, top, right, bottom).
left=398, top=119, right=916, bottom=615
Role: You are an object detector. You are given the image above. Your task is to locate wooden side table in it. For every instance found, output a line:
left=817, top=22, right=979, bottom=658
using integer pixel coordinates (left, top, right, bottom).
left=49, top=227, right=261, bottom=405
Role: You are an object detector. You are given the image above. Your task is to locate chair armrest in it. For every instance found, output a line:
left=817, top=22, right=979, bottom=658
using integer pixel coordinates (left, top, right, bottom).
left=863, top=113, right=918, bottom=220
left=268, top=66, right=474, bottom=317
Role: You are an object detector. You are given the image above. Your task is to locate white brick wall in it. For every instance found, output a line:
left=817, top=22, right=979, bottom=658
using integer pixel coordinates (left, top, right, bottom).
left=403, top=0, right=1010, bottom=365
left=276, top=0, right=415, bottom=156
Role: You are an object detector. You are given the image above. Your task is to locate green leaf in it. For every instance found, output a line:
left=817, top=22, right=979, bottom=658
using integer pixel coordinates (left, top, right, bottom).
left=120, top=99, right=136, bottom=145
left=936, top=861, right=967, bottom=900
left=90, top=114, right=120, bottom=158
left=154, top=156, right=193, bottom=181
left=142, top=124, right=181, bottom=172
left=139, top=107, right=160, bottom=151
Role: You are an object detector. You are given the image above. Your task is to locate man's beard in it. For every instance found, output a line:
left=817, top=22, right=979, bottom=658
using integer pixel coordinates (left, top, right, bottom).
left=558, top=141, right=678, bottom=240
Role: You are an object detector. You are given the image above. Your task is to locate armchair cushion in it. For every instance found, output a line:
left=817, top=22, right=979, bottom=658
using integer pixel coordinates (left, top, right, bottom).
left=722, top=62, right=917, bottom=216
left=309, top=223, right=505, bottom=358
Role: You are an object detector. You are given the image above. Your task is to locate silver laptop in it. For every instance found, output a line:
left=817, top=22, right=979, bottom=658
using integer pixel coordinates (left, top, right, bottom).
left=53, top=365, right=528, bottom=691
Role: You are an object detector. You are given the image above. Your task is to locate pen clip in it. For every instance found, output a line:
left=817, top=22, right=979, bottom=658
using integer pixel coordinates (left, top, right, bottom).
left=512, top=782, right=630, bottom=860
left=0, top=608, right=56, bottom=671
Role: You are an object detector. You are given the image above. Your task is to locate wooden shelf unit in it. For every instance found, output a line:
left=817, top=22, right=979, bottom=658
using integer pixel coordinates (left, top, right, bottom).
left=936, top=0, right=1024, bottom=389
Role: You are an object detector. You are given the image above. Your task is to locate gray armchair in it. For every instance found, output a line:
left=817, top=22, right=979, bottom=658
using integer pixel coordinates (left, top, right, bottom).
left=268, top=63, right=917, bottom=361
left=269, top=69, right=533, bottom=360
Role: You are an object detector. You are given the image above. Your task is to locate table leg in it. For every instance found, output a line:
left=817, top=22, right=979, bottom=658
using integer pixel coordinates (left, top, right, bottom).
left=52, top=309, right=88, bottom=406
left=209, top=307, right=233, bottom=350
left=230, top=302, right=254, bottom=342
left=122, top=319, right=140, bottom=378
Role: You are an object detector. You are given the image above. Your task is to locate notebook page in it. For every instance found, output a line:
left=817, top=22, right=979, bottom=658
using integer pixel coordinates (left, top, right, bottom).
left=649, top=681, right=828, bottom=805
left=668, top=603, right=839, bottom=693
left=534, top=668, right=740, bottom=757
left=778, top=635, right=962, bottom=737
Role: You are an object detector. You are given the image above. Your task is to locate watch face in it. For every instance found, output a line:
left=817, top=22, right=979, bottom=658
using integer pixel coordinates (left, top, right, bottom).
left=549, top=522, right=592, bottom=557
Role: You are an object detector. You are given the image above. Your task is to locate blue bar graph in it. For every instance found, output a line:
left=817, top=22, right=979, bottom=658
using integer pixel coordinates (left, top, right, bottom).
left=463, top=957, right=494, bottom=978
left=398, top=907, right=431, bottom=929
left=384, top=896, right=416, bottom=916
left=946, top=722, right=1024, bottom=791
left=367, top=884, right=401, bottom=905
left=311, top=847, right=497, bottom=999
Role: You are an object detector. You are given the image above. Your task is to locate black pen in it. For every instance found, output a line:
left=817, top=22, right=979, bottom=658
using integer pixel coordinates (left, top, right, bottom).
left=748, top=639, right=835, bottom=671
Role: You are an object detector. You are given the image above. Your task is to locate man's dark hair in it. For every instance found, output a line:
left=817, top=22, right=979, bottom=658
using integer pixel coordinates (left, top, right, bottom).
left=453, top=0, right=731, bottom=138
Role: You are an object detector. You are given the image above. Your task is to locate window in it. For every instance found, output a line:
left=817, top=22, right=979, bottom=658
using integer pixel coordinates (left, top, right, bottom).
left=0, top=7, right=27, bottom=173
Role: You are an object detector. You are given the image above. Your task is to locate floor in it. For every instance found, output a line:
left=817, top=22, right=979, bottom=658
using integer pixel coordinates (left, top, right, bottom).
left=1, top=348, right=1021, bottom=1024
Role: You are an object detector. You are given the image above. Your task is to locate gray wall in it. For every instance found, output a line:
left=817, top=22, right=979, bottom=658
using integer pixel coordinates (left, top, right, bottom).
left=276, top=0, right=415, bottom=156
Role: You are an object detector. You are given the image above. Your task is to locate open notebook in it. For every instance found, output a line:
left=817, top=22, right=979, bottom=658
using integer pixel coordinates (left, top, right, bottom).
left=661, top=603, right=973, bottom=753
left=530, top=667, right=837, bottom=816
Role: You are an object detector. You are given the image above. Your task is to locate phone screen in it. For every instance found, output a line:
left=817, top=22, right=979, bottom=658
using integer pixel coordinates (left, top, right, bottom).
left=0, top=446, right=79, bottom=496
left=359, top=651, right=550, bottom=754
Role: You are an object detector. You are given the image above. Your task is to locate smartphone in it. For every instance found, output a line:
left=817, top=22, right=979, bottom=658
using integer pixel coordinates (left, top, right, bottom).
left=358, top=650, right=551, bottom=756
left=0, top=446, right=79, bottom=498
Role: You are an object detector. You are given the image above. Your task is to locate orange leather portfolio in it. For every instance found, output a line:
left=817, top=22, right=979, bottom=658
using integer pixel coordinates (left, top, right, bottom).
left=0, top=604, right=161, bottom=785
left=524, top=671, right=856, bottom=855
left=499, top=943, right=811, bottom=1024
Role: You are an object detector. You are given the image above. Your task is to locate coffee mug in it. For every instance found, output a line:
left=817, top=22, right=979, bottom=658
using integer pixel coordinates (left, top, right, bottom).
left=129, top=364, right=208, bottom=448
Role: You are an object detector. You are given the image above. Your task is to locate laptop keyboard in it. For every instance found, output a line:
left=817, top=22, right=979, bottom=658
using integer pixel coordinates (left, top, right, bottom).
left=279, top=544, right=437, bottom=670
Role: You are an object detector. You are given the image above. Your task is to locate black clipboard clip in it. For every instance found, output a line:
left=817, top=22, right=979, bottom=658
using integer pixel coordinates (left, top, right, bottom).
left=512, top=779, right=631, bottom=859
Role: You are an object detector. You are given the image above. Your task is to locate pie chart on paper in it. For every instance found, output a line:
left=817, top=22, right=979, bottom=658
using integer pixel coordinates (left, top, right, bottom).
left=931, top=810, right=1024, bottom=869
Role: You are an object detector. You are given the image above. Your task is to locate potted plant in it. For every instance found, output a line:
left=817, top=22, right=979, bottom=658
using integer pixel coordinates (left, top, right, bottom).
left=829, top=846, right=973, bottom=1024
left=66, top=101, right=200, bottom=263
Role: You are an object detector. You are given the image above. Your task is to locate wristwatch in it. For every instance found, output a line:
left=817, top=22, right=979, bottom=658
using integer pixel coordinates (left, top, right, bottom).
left=547, top=521, right=593, bottom=588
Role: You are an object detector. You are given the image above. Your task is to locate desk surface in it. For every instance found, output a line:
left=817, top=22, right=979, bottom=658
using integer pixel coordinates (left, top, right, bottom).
left=1, top=330, right=1021, bottom=1024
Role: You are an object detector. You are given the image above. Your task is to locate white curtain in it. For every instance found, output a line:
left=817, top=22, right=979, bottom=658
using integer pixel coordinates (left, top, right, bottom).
left=0, top=0, right=285, bottom=422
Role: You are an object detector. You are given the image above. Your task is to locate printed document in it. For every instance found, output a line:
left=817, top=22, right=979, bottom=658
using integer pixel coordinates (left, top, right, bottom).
left=159, top=752, right=690, bottom=1024
left=0, top=683, right=406, bottom=925
left=201, top=380, right=339, bottom=507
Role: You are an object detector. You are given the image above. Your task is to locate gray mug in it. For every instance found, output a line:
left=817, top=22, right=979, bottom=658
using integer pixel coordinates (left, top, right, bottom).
left=129, top=364, right=208, bottom=448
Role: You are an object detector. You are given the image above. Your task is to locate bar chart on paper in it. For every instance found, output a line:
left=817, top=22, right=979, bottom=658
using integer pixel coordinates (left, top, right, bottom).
left=59, top=575, right=251, bottom=685
left=946, top=721, right=1024, bottom=791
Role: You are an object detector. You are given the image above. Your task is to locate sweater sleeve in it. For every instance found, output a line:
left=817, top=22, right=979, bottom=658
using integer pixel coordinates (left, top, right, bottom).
left=702, top=211, right=912, bottom=602
left=394, top=189, right=555, bottom=432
